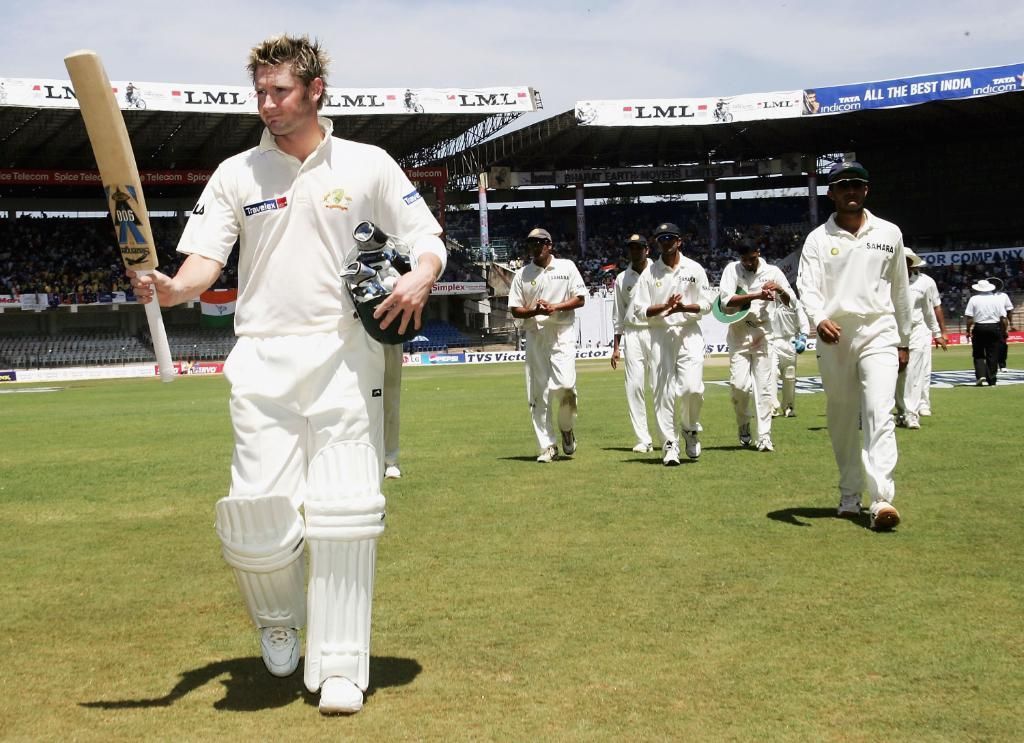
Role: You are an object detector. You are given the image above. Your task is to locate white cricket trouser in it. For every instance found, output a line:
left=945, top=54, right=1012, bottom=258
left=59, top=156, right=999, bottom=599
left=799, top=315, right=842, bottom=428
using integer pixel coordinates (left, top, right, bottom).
left=223, top=323, right=385, bottom=693
left=729, top=327, right=774, bottom=439
left=816, top=314, right=900, bottom=504
left=525, top=324, right=578, bottom=449
left=621, top=326, right=654, bottom=446
left=225, top=326, right=384, bottom=500
left=896, top=341, right=930, bottom=423
left=771, top=337, right=798, bottom=412
left=649, top=324, right=704, bottom=443
left=382, top=343, right=403, bottom=466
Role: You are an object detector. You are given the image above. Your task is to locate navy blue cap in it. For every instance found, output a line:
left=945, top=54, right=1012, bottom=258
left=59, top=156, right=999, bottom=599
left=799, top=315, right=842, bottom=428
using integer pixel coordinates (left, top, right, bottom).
left=828, top=161, right=869, bottom=183
left=653, top=222, right=681, bottom=238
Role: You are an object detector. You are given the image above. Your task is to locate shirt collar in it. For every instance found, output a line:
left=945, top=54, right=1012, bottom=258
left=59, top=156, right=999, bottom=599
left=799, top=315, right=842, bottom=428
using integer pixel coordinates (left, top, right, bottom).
left=825, top=208, right=875, bottom=238
left=258, top=116, right=334, bottom=156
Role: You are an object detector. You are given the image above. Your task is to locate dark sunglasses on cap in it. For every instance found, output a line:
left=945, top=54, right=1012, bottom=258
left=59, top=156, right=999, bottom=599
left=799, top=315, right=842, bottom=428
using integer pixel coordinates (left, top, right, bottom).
left=830, top=178, right=868, bottom=189
left=655, top=234, right=680, bottom=242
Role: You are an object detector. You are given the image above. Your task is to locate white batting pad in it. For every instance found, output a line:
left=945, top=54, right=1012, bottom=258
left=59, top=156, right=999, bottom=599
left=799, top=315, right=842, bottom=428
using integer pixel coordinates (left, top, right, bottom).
left=215, top=494, right=306, bottom=629
left=303, top=440, right=386, bottom=693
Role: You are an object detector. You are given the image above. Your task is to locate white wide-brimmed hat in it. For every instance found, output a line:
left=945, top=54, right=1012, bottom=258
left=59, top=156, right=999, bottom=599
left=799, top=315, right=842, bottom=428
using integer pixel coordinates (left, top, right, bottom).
left=904, top=248, right=925, bottom=268
left=971, top=279, right=995, bottom=293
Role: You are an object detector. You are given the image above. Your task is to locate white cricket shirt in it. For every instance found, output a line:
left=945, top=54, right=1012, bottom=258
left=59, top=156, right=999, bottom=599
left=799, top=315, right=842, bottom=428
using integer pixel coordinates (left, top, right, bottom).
left=631, top=255, right=712, bottom=327
left=718, top=257, right=794, bottom=330
left=908, top=271, right=941, bottom=340
left=178, top=118, right=444, bottom=337
left=797, top=209, right=912, bottom=345
left=508, top=257, right=587, bottom=331
left=613, top=265, right=649, bottom=333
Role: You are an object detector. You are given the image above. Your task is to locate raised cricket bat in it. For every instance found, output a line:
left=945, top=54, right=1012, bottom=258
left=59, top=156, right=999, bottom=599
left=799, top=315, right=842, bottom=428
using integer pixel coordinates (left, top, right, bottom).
left=64, top=50, right=176, bottom=382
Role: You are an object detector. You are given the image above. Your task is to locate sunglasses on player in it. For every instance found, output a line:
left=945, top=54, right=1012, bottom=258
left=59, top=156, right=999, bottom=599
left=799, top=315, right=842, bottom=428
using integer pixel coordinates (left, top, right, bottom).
left=526, top=238, right=551, bottom=246
left=655, top=234, right=680, bottom=242
left=830, top=178, right=868, bottom=189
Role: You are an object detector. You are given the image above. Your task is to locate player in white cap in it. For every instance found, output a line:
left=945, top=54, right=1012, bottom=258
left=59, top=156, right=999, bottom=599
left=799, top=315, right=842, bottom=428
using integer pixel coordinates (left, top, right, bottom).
left=797, top=161, right=911, bottom=530
left=632, top=222, right=713, bottom=466
left=130, top=35, right=445, bottom=714
left=718, top=242, right=796, bottom=452
left=610, top=234, right=655, bottom=452
left=508, top=228, right=587, bottom=462
left=894, top=248, right=947, bottom=428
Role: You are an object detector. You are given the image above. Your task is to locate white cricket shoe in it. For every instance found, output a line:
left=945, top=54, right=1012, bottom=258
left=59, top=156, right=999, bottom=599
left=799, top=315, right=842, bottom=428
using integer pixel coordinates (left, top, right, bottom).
left=870, top=502, right=901, bottom=531
left=632, top=442, right=654, bottom=453
left=260, top=627, right=300, bottom=678
left=662, top=440, right=681, bottom=466
left=755, top=435, right=774, bottom=452
left=784, top=406, right=795, bottom=418
left=682, top=429, right=701, bottom=460
left=561, top=429, right=577, bottom=455
left=384, top=464, right=402, bottom=479
left=536, top=446, right=558, bottom=463
left=905, top=414, right=921, bottom=430
left=919, top=406, right=932, bottom=417
left=738, top=422, right=752, bottom=447
left=319, top=676, right=364, bottom=715
left=837, top=494, right=862, bottom=518
left=771, top=407, right=781, bottom=418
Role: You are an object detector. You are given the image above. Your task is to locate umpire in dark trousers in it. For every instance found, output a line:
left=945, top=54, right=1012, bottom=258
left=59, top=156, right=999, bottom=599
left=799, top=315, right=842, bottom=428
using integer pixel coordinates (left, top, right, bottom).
left=964, top=279, right=1008, bottom=386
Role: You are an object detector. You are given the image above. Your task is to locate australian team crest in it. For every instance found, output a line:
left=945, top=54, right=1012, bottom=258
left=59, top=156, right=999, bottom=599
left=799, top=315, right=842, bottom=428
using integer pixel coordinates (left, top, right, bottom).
left=323, top=188, right=353, bottom=211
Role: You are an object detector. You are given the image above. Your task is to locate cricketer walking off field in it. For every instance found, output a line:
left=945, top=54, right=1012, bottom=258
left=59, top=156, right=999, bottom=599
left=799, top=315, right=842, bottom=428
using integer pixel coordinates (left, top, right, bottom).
left=131, top=35, right=445, bottom=714
left=797, top=161, right=911, bottom=531
left=508, top=228, right=587, bottom=462
left=631, top=222, right=714, bottom=466
left=610, top=234, right=655, bottom=452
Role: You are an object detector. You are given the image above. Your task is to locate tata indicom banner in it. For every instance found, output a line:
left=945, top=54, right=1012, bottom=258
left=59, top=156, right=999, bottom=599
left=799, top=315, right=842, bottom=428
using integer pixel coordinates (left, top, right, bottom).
left=0, top=77, right=540, bottom=115
left=802, top=63, right=1023, bottom=115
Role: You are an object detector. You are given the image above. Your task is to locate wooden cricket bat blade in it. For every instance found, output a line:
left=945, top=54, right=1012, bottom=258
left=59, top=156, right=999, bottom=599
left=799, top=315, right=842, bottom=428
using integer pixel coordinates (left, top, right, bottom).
left=65, top=49, right=176, bottom=382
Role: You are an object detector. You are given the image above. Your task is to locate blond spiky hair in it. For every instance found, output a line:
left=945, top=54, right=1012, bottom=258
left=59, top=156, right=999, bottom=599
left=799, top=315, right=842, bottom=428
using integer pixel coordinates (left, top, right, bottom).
left=247, top=34, right=329, bottom=109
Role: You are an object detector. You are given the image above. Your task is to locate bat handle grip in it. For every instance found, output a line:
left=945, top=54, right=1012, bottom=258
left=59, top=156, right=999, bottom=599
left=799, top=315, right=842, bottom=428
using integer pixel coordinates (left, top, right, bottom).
left=137, top=270, right=176, bottom=382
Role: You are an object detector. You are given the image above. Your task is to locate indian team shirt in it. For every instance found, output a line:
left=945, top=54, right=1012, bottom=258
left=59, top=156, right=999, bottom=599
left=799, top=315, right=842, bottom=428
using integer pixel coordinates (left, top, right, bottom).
left=177, top=118, right=442, bottom=337
left=508, top=257, right=587, bottom=331
left=718, top=258, right=794, bottom=330
left=908, top=272, right=941, bottom=343
left=797, top=209, right=912, bottom=345
left=613, top=266, right=649, bottom=333
left=631, top=256, right=712, bottom=327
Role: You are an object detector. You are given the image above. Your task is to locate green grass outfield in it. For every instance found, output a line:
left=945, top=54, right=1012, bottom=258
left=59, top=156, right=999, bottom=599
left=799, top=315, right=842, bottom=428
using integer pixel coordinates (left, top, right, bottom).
left=1, top=347, right=1021, bottom=741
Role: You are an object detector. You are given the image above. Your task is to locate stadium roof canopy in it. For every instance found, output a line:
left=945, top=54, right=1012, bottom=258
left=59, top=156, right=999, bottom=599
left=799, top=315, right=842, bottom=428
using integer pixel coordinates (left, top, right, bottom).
left=439, top=91, right=1024, bottom=188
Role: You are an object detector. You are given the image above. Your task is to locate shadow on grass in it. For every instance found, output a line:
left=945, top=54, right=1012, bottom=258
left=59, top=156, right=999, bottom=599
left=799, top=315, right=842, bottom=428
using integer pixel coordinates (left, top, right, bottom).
left=80, top=655, right=421, bottom=711
left=766, top=507, right=873, bottom=530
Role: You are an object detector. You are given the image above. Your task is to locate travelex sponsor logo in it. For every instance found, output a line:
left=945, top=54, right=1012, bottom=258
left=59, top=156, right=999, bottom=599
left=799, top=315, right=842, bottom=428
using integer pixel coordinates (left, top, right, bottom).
left=243, top=196, right=288, bottom=217
left=403, top=189, right=422, bottom=205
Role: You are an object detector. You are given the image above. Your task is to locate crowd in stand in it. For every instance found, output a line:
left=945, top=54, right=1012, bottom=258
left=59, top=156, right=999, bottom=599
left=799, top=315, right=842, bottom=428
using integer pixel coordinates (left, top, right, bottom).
left=1, top=212, right=1020, bottom=322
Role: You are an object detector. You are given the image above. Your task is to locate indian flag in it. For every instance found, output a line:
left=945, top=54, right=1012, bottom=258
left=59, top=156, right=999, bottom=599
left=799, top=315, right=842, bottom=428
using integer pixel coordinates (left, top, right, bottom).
left=199, top=288, right=236, bottom=328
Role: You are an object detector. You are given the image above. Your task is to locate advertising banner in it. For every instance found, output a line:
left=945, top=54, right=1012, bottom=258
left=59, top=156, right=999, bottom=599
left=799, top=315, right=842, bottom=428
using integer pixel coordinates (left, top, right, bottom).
left=801, top=63, right=1024, bottom=116
left=0, top=77, right=539, bottom=115
left=575, top=90, right=802, bottom=127
left=0, top=168, right=210, bottom=187
left=431, top=282, right=487, bottom=296
left=918, top=246, right=1024, bottom=267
